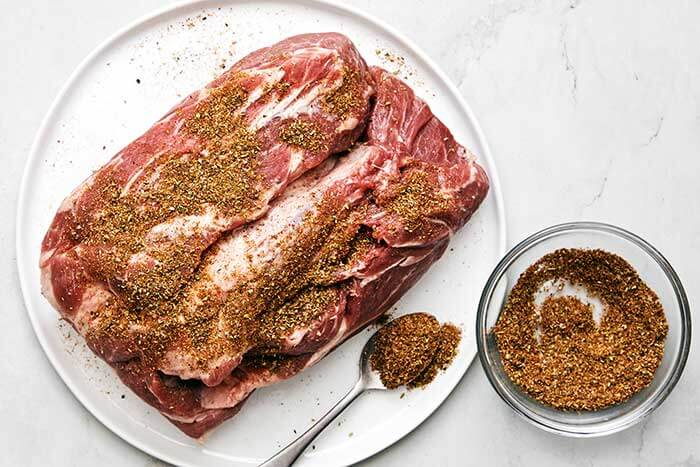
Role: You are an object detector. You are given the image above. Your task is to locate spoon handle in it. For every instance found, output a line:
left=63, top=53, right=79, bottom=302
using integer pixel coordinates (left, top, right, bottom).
left=260, top=379, right=365, bottom=467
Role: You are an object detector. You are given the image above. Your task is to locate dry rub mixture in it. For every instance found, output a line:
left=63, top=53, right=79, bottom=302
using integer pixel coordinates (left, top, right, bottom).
left=370, top=313, right=462, bottom=390
left=493, top=248, right=668, bottom=411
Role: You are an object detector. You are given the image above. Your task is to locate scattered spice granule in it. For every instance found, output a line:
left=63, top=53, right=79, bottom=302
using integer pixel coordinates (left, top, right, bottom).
left=493, top=248, right=668, bottom=411
left=323, top=67, right=362, bottom=117
left=376, top=313, right=392, bottom=326
left=409, top=323, right=462, bottom=389
left=279, top=120, right=327, bottom=152
left=378, top=170, right=453, bottom=234
left=374, top=48, right=405, bottom=67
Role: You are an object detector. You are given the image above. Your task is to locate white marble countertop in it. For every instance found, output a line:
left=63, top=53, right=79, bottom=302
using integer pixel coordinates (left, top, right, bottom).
left=2, top=0, right=698, bottom=465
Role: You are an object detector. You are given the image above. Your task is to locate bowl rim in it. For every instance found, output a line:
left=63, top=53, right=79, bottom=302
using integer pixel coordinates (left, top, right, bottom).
left=475, top=221, right=692, bottom=437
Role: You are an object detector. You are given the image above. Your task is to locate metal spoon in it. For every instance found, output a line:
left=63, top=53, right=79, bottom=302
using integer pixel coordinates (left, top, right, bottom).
left=259, top=321, right=390, bottom=467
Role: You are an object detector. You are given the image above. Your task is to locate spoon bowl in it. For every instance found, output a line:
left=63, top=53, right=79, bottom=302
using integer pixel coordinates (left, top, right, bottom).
left=261, top=312, right=438, bottom=466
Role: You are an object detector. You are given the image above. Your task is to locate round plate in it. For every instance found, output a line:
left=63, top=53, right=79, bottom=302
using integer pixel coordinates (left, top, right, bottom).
left=16, top=1, right=506, bottom=465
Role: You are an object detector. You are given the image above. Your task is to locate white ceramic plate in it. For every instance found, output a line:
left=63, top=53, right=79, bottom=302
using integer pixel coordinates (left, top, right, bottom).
left=16, top=1, right=505, bottom=465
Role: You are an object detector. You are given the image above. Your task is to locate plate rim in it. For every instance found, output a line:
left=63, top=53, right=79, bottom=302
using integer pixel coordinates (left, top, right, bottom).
left=15, top=0, right=507, bottom=465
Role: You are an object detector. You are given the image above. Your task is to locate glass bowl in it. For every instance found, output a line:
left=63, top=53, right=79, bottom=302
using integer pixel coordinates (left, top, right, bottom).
left=476, top=222, right=691, bottom=437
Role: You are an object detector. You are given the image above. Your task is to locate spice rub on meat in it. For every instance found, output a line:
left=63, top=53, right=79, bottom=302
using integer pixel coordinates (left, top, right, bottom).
left=41, top=32, right=374, bottom=323
left=39, top=34, right=489, bottom=438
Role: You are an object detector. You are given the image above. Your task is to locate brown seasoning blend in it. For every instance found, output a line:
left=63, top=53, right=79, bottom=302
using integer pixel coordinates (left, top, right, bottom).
left=370, top=313, right=462, bottom=389
left=493, top=248, right=668, bottom=411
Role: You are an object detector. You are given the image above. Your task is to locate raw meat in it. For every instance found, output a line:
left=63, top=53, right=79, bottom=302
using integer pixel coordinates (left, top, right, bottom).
left=39, top=33, right=489, bottom=439
left=41, top=32, right=374, bottom=322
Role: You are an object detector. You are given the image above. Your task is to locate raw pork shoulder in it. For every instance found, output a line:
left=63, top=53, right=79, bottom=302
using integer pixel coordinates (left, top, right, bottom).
left=40, top=34, right=489, bottom=438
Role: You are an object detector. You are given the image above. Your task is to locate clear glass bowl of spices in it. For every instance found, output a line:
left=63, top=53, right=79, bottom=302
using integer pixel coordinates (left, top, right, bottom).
left=476, top=222, right=691, bottom=437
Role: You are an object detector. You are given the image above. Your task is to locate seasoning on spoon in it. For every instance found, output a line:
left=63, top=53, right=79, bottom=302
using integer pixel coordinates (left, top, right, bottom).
left=370, top=313, right=462, bottom=389
left=493, top=248, right=668, bottom=411
left=409, top=323, right=462, bottom=389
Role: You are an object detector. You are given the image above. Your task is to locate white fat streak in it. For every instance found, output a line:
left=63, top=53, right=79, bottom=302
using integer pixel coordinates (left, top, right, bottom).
left=284, top=328, right=309, bottom=347
left=120, top=149, right=167, bottom=195
left=160, top=351, right=233, bottom=383
left=198, top=363, right=288, bottom=411
left=145, top=206, right=224, bottom=242
left=40, top=248, right=57, bottom=266
left=305, top=318, right=349, bottom=368
left=164, top=412, right=209, bottom=424
left=172, top=117, right=185, bottom=135
left=57, top=186, right=85, bottom=214
left=358, top=248, right=432, bottom=287
left=426, top=216, right=455, bottom=237
left=249, top=76, right=328, bottom=129
left=281, top=303, right=342, bottom=348
left=372, top=158, right=400, bottom=191
left=465, top=163, right=479, bottom=187
left=374, top=269, right=413, bottom=312
left=336, top=116, right=359, bottom=132
left=40, top=248, right=112, bottom=332
left=244, top=67, right=285, bottom=103
left=71, top=287, right=115, bottom=334
left=127, top=251, right=151, bottom=268
left=263, top=141, right=305, bottom=178
left=288, top=147, right=305, bottom=175
left=246, top=48, right=345, bottom=129
left=40, top=264, right=61, bottom=311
